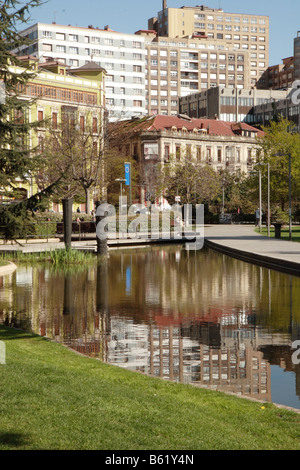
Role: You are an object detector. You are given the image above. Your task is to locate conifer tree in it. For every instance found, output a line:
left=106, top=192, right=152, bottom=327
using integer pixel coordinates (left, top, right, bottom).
left=0, top=0, right=44, bottom=191
left=0, top=0, right=51, bottom=239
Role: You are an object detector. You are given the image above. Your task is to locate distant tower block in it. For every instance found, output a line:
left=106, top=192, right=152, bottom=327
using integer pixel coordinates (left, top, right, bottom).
left=163, top=0, right=167, bottom=9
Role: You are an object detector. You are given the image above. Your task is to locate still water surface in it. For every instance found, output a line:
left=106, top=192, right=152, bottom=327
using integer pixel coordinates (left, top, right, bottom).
left=1, top=245, right=300, bottom=410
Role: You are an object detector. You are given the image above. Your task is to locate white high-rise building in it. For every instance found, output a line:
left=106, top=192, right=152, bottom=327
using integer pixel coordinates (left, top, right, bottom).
left=17, top=23, right=147, bottom=121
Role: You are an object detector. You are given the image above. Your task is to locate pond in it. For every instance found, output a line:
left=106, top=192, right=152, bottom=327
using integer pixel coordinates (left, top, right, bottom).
left=1, top=245, right=300, bottom=410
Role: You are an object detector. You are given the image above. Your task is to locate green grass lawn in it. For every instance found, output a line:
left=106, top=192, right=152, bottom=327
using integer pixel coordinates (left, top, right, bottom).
left=255, top=226, right=300, bottom=242
left=0, top=326, right=299, bottom=450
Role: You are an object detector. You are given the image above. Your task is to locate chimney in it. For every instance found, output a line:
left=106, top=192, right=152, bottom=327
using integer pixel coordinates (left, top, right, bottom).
left=163, top=0, right=167, bottom=10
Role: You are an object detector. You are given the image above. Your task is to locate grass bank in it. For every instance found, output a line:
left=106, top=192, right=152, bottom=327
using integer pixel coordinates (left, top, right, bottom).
left=0, top=326, right=299, bottom=450
left=0, top=248, right=97, bottom=265
left=255, top=226, right=300, bottom=242
left=0, top=261, right=10, bottom=267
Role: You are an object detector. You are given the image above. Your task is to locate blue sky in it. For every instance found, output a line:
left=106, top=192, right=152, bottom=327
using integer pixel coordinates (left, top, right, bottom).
left=28, top=0, right=300, bottom=66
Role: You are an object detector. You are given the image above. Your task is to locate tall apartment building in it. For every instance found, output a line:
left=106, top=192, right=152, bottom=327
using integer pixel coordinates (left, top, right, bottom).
left=294, top=31, right=300, bottom=81
left=148, top=3, right=269, bottom=88
left=136, top=30, right=251, bottom=116
left=262, top=56, right=295, bottom=90
left=17, top=22, right=147, bottom=121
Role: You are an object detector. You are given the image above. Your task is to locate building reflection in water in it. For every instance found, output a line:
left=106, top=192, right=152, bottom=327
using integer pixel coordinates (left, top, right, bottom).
left=0, top=246, right=300, bottom=407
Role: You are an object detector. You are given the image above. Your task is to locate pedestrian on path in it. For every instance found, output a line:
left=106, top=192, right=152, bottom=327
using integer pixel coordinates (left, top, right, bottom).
left=255, top=208, right=262, bottom=227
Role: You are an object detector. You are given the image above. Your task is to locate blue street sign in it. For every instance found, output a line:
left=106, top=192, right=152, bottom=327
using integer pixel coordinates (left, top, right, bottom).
left=125, top=162, right=131, bottom=186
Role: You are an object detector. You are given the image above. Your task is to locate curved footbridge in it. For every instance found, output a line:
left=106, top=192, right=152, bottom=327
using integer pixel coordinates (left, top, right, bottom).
left=204, top=225, right=300, bottom=277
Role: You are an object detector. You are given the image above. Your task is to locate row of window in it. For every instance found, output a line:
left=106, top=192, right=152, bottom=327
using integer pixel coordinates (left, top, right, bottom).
left=194, top=22, right=266, bottom=33
left=193, top=13, right=266, bottom=25
left=36, top=110, right=99, bottom=133
left=147, top=99, right=177, bottom=107
left=43, top=43, right=143, bottom=60
left=148, top=52, right=246, bottom=62
left=24, top=84, right=98, bottom=105
left=200, top=73, right=244, bottom=80
left=106, top=99, right=143, bottom=107
left=106, top=87, right=143, bottom=95
left=162, top=144, right=254, bottom=163
left=220, top=97, right=256, bottom=106
left=42, top=31, right=142, bottom=48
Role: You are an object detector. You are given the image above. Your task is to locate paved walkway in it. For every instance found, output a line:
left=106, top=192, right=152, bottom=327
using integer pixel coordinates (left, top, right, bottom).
left=204, top=225, right=300, bottom=276
left=0, top=225, right=300, bottom=276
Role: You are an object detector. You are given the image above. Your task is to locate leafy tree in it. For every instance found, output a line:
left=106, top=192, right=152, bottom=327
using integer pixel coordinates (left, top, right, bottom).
left=160, top=157, right=222, bottom=206
left=256, top=116, right=300, bottom=210
left=218, top=170, right=255, bottom=215
left=41, top=109, right=105, bottom=214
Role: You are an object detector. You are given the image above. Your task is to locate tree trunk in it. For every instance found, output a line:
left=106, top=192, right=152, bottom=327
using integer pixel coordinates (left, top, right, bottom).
left=85, top=187, right=90, bottom=215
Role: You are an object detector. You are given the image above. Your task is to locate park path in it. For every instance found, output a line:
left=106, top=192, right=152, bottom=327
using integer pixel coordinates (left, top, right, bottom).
left=204, top=224, right=300, bottom=276
left=0, top=224, right=299, bottom=276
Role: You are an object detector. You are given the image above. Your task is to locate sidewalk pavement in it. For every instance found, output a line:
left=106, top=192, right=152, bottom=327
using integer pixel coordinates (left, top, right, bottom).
left=0, top=225, right=299, bottom=276
left=204, top=224, right=300, bottom=276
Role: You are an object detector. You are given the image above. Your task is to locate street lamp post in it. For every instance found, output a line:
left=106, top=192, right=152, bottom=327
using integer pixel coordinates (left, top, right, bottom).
left=267, top=162, right=270, bottom=238
left=259, top=166, right=262, bottom=233
left=253, top=162, right=270, bottom=236
left=274, top=152, right=292, bottom=241
left=289, top=152, right=292, bottom=241
left=115, top=178, right=126, bottom=214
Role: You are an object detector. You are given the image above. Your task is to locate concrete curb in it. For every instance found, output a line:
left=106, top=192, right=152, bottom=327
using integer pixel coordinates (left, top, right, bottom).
left=0, top=261, right=17, bottom=276
left=205, top=239, right=300, bottom=277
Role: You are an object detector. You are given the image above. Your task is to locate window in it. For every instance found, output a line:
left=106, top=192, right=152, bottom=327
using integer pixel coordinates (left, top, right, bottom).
left=133, top=41, right=142, bottom=48
left=43, top=44, right=52, bottom=52
left=57, top=45, right=66, bottom=53
left=164, top=145, right=170, bottom=160
left=80, top=115, right=85, bottom=132
left=38, top=110, right=44, bottom=121
left=92, top=117, right=98, bottom=133
left=56, top=32, right=65, bottom=40
left=69, top=34, right=78, bottom=42
left=196, top=147, right=202, bottom=161
left=133, top=100, right=142, bottom=107
left=52, top=112, right=57, bottom=129
left=104, top=38, right=113, bottom=45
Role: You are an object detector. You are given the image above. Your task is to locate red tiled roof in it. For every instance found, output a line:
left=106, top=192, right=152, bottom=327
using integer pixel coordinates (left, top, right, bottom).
left=146, top=115, right=263, bottom=137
